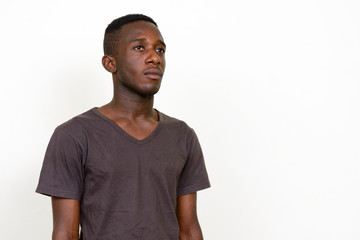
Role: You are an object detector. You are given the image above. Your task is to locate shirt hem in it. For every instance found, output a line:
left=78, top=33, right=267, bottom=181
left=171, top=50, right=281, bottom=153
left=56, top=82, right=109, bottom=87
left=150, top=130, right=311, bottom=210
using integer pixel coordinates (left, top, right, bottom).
left=36, top=185, right=82, bottom=200
left=177, top=181, right=211, bottom=197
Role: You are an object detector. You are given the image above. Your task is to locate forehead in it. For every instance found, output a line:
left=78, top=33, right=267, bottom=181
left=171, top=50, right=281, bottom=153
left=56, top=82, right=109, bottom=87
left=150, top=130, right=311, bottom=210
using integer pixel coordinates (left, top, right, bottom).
left=118, top=20, right=164, bottom=44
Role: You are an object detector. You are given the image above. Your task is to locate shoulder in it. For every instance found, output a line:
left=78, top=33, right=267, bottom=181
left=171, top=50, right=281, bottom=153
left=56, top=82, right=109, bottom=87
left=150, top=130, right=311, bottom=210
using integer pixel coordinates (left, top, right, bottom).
left=158, top=111, right=199, bottom=147
left=159, top=111, right=195, bottom=134
left=53, top=108, right=104, bottom=141
left=56, top=108, right=95, bottom=129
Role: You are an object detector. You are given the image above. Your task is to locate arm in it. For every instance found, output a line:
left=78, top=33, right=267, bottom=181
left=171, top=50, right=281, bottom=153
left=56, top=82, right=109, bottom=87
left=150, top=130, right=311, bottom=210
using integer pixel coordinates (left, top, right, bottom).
left=51, top=197, right=80, bottom=240
left=177, top=192, right=204, bottom=240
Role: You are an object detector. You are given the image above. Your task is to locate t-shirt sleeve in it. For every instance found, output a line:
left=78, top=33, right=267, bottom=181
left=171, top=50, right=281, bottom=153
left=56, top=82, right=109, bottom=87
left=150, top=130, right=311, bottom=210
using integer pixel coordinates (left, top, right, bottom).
left=177, top=129, right=211, bottom=197
left=36, top=128, right=84, bottom=200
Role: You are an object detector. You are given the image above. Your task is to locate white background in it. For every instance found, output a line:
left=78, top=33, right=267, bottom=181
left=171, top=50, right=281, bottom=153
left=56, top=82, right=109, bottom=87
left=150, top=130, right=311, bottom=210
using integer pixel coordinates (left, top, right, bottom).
left=1, top=0, right=360, bottom=239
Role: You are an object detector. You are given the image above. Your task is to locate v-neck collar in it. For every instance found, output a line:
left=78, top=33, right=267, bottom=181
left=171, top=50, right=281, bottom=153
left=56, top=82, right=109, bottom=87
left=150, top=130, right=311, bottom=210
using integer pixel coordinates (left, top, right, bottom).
left=91, top=107, right=163, bottom=145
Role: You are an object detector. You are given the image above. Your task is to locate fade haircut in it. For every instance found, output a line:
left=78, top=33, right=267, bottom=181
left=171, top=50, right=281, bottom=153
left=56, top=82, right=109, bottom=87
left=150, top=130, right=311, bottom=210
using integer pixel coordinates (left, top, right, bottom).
left=103, top=14, right=158, bottom=56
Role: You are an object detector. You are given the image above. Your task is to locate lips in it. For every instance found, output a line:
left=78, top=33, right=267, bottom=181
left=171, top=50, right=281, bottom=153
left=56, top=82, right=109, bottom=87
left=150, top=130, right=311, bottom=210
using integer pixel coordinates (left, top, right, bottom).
left=143, top=68, right=163, bottom=80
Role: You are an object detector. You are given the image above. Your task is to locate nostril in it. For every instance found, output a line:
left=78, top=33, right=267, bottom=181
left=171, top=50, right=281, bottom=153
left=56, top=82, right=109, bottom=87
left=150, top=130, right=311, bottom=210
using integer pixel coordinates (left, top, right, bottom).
left=146, top=54, right=161, bottom=65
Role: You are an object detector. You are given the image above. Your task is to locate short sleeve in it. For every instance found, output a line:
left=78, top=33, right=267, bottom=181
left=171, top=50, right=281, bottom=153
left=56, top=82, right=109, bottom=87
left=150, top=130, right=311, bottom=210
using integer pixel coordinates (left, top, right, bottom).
left=177, top=129, right=211, bottom=197
left=36, top=128, right=84, bottom=200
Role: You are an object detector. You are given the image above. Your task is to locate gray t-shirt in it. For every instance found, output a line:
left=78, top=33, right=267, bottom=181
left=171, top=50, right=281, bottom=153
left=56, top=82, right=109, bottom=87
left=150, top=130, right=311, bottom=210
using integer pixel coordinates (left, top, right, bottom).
left=36, top=108, right=210, bottom=240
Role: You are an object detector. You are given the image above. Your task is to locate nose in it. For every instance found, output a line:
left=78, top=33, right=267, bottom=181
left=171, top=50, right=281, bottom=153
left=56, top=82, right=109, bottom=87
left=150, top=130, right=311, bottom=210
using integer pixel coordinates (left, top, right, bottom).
left=145, top=49, right=161, bottom=65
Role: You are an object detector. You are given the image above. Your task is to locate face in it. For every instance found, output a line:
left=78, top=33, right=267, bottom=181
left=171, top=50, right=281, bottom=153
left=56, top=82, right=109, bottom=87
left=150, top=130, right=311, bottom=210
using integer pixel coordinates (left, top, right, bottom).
left=111, top=21, right=166, bottom=97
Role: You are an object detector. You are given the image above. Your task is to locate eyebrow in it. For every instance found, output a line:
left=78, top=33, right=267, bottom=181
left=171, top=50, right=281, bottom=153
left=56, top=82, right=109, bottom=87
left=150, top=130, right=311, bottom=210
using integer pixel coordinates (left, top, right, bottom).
left=130, top=38, right=166, bottom=47
left=158, top=40, right=166, bottom=47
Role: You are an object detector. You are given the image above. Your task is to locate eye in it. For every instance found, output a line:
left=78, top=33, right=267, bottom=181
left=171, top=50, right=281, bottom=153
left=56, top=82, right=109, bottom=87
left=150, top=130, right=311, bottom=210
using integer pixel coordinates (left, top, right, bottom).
left=134, top=46, right=144, bottom=51
left=156, top=48, right=166, bottom=53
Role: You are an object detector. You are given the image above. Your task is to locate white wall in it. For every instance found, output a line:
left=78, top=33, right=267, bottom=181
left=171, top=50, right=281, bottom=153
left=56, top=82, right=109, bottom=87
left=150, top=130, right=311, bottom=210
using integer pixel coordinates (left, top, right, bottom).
left=1, top=0, right=360, bottom=239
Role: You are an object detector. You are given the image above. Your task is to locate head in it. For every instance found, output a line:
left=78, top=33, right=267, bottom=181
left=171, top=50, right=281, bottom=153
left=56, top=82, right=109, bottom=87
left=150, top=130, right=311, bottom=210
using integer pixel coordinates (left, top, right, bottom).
left=102, top=14, right=166, bottom=97
left=104, top=14, right=158, bottom=56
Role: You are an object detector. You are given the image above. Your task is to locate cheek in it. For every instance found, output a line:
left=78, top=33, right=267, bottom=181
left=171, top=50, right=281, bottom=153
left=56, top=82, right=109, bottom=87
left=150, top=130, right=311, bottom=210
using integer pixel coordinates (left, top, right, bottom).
left=120, top=65, right=138, bottom=82
left=127, top=57, right=143, bottom=74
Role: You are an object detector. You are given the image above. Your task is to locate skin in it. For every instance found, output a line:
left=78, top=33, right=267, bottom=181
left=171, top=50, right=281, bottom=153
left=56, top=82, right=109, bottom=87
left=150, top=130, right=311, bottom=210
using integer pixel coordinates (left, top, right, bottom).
left=51, top=20, right=203, bottom=240
left=51, top=197, right=79, bottom=240
left=177, top=193, right=204, bottom=240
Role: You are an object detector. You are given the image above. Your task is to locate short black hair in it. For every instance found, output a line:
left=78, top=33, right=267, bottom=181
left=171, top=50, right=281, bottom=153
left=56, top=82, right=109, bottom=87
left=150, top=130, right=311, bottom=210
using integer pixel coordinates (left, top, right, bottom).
left=103, top=14, right=158, bottom=56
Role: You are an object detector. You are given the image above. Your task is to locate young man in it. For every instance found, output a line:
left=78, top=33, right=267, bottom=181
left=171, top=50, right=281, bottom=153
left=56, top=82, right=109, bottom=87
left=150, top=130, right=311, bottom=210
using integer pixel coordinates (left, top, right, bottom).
left=36, top=14, right=210, bottom=240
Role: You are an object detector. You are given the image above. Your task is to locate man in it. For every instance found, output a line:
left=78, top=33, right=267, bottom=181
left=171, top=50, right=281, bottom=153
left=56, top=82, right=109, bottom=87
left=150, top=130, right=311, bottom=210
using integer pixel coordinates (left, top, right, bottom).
left=36, top=14, right=210, bottom=240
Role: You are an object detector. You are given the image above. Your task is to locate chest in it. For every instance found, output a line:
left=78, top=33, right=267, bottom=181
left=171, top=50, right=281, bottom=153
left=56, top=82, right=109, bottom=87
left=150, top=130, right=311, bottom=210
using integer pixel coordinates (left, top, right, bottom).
left=82, top=132, right=188, bottom=189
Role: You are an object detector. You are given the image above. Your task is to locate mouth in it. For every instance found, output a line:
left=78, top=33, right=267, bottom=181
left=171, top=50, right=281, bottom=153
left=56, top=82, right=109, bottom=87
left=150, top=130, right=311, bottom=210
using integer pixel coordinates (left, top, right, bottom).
left=143, top=68, right=163, bottom=80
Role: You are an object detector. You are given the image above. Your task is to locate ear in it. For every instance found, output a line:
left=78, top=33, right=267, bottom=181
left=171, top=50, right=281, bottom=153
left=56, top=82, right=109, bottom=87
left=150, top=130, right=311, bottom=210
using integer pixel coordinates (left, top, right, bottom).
left=102, top=55, right=117, bottom=73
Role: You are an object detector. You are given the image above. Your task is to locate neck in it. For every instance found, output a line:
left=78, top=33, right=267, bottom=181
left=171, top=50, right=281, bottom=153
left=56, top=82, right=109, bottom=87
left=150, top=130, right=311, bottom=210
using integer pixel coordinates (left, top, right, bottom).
left=110, top=93, right=155, bottom=117
left=100, top=81, right=157, bottom=121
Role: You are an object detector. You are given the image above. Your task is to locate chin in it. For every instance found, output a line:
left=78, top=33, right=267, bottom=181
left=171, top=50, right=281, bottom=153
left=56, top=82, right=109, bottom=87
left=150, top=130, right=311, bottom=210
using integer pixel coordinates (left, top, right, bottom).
left=136, top=84, right=161, bottom=97
left=142, top=87, right=161, bottom=96
left=143, top=81, right=162, bottom=94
